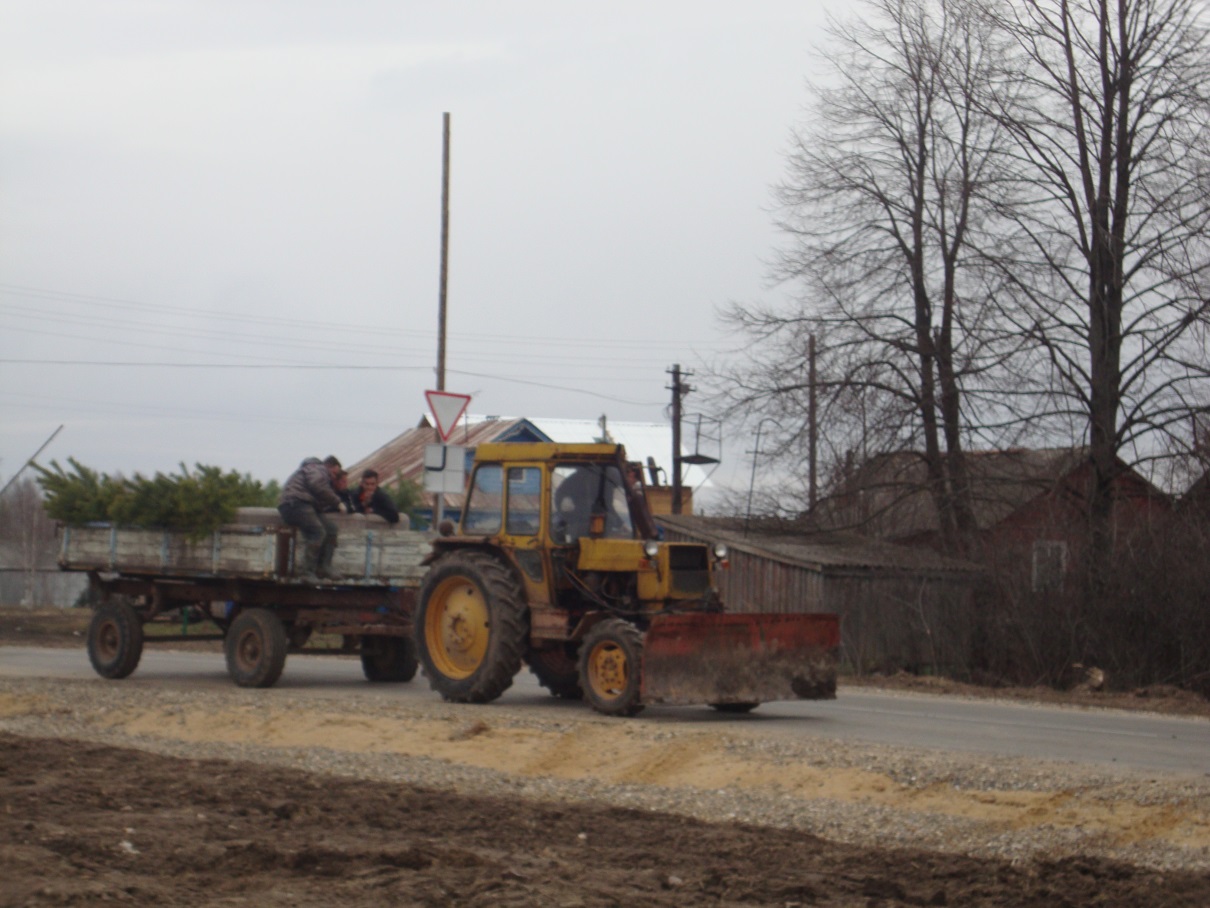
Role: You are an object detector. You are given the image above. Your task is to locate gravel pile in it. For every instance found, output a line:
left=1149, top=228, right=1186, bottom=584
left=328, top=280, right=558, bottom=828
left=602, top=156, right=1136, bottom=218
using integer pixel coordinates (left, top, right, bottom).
left=3, top=676, right=1209, bottom=873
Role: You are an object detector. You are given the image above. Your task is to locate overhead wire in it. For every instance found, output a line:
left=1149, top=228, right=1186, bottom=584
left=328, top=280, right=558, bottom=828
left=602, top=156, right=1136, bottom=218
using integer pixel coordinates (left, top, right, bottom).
left=0, top=282, right=726, bottom=354
left=0, top=281, right=715, bottom=410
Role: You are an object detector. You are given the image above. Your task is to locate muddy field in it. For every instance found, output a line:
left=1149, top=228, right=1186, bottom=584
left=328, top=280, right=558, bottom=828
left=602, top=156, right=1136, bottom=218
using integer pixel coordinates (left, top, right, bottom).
left=3, top=606, right=1210, bottom=906
left=6, top=732, right=1210, bottom=908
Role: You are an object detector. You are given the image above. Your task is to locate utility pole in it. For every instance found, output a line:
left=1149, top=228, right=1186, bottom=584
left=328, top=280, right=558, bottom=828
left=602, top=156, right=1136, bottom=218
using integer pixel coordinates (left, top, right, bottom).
left=436, top=112, right=451, bottom=393
left=668, top=364, right=690, bottom=515
left=433, top=112, right=452, bottom=526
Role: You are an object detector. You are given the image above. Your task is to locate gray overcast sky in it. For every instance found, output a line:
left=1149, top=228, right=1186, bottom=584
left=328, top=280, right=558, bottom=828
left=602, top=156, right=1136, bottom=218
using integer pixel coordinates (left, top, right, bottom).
left=1, top=1, right=834, bottom=500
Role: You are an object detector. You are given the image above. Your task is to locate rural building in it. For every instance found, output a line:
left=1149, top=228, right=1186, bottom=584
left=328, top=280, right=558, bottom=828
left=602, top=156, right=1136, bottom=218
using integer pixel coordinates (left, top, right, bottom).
left=656, top=513, right=984, bottom=676
left=808, top=448, right=1169, bottom=591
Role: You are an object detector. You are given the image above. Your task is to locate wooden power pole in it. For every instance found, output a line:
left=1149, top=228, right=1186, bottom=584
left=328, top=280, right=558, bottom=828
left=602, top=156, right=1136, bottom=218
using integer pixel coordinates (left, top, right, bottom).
left=436, top=112, right=451, bottom=393
left=670, top=364, right=687, bottom=514
left=432, top=113, right=452, bottom=526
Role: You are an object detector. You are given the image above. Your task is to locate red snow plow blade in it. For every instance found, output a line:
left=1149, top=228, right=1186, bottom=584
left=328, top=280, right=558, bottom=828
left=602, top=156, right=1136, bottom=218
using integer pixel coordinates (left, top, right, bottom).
left=640, top=612, right=839, bottom=707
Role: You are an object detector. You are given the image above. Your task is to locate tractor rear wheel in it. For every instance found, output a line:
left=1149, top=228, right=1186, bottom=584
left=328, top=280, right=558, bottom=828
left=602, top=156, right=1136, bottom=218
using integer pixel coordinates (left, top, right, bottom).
left=225, top=608, right=288, bottom=688
left=361, top=635, right=418, bottom=683
left=526, top=644, right=583, bottom=699
left=87, top=601, right=144, bottom=680
left=416, top=551, right=528, bottom=703
left=578, top=618, right=645, bottom=717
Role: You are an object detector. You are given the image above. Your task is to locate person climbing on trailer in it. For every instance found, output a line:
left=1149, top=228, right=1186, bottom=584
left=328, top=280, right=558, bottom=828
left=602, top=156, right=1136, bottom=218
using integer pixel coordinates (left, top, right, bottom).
left=277, top=454, right=345, bottom=583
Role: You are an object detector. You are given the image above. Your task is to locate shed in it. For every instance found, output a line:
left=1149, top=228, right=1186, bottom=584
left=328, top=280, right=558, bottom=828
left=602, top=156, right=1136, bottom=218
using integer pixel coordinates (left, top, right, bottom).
left=656, top=514, right=985, bottom=677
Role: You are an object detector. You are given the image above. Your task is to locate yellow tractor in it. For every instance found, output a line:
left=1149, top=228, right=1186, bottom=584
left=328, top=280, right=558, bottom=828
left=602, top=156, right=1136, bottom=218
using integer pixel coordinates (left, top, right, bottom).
left=416, top=442, right=838, bottom=716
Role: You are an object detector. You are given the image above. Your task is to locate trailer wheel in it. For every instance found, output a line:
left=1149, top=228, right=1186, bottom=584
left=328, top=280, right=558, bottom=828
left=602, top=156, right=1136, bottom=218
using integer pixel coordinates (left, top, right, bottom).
left=87, top=601, right=144, bottom=680
left=709, top=702, right=759, bottom=714
left=526, top=645, right=583, bottom=699
left=578, top=619, right=645, bottom=717
left=361, top=636, right=418, bottom=683
left=416, top=551, right=528, bottom=703
left=225, top=608, right=288, bottom=688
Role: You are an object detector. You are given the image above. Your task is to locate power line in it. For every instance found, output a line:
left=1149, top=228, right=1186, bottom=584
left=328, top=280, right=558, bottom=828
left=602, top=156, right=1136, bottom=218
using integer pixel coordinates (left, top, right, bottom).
left=0, top=359, right=430, bottom=370
left=0, top=360, right=663, bottom=405
left=0, top=282, right=726, bottom=352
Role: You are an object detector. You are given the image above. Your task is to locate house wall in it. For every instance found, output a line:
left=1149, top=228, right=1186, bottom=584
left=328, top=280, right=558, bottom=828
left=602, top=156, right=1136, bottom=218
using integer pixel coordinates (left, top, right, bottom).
left=985, top=464, right=1170, bottom=588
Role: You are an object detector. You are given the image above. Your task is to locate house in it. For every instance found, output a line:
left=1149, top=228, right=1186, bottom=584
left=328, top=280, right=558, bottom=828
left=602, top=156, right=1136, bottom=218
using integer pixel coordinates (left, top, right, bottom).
left=808, top=448, right=1170, bottom=590
left=657, top=513, right=984, bottom=675
left=347, top=413, right=712, bottom=524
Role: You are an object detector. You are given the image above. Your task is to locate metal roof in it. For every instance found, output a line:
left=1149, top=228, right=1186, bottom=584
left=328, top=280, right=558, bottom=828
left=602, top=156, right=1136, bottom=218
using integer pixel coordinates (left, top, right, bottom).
left=347, top=413, right=712, bottom=502
left=345, top=416, right=543, bottom=502
left=807, top=447, right=1167, bottom=539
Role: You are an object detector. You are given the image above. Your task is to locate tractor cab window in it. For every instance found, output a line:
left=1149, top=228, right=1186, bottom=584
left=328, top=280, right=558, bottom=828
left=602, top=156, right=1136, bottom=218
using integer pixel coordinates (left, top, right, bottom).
left=462, top=464, right=503, bottom=535
left=550, top=463, right=634, bottom=544
left=505, top=467, right=542, bottom=537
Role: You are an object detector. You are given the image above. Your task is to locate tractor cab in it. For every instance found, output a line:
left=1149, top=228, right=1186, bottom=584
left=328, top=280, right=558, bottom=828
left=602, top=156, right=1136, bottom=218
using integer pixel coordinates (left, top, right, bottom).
left=439, top=442, right=714, bottom=617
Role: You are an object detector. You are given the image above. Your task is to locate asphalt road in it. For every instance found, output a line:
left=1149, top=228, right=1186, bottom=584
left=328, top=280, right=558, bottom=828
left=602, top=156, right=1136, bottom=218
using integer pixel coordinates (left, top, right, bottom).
left=3, top=644, right=1208, bottom=777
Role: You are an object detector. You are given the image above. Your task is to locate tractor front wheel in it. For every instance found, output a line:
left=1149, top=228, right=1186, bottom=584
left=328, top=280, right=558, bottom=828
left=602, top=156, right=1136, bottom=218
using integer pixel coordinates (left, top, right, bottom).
left=578, top=619, right=645, bottom=717
left=416, top=551, right=528, bottom=703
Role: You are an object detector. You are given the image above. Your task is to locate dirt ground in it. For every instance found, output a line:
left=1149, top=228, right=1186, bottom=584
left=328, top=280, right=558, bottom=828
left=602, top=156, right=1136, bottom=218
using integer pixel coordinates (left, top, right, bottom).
left=6, top=732, right=1210, bottom=908
left=4, top=606, right=1210, bottom=906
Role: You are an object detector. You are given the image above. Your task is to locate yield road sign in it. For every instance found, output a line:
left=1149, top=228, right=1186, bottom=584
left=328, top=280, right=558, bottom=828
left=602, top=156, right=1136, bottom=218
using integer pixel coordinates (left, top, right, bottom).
left=425, top=390, right=471, bottom=442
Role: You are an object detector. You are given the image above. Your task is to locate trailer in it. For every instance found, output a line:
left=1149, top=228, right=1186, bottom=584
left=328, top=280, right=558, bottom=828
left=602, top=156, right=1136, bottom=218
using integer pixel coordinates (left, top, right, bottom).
left=59, top=508, right=432, bottom=688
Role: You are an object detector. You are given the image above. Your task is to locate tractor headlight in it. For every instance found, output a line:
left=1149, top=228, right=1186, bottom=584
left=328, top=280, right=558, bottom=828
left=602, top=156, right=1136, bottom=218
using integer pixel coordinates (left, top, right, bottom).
left=643, top=540, right=660, bottom=559
left=712, top=542, right=728, bottom=560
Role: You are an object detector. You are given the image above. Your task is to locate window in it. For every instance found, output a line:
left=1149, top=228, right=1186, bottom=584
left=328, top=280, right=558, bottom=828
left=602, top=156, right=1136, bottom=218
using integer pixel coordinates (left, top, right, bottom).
left=1031, top=540, right=1067, bottom=591
left=550, top=464, right=634, bottom=544
left=462, top=465, right=503, bottom=535
left=505, top=467, right=542, bottom=536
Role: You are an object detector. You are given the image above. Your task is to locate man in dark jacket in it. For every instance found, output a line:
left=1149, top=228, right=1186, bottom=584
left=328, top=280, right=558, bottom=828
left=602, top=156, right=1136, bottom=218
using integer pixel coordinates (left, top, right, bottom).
left=351, top=469, right=401, bottom=525
left=330, top=470, right=356, bottom=514
left=278, top=455, right=344, bottom=582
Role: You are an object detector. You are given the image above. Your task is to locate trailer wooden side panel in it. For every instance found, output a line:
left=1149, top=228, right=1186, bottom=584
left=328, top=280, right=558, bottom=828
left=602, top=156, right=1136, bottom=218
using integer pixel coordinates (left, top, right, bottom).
left=59, top=510, right=434, bottom=588
left=60, top=525, right=279, bottom=577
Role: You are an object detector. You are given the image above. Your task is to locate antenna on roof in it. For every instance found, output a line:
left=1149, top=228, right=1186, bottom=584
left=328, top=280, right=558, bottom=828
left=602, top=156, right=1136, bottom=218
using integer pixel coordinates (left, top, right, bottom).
left=596, top=414, right=614, bottom=443
left=681, top=414, right=721, bottom=467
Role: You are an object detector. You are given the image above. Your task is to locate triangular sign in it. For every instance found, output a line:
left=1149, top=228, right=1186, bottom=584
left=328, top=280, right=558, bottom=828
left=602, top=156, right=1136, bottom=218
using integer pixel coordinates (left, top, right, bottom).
left=425, top=390, right=472, bottom=442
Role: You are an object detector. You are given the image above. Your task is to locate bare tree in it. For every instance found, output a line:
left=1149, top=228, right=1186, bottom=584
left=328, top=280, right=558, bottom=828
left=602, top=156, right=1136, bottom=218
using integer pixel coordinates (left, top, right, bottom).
left=716, top=0, right=1020, bottom=554
left=984, top=0, right=1210, bottom=589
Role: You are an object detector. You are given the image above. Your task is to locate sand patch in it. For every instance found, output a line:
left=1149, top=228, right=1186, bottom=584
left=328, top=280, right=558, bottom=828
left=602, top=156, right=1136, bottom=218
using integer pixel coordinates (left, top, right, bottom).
left=67, top=697, right=1210, bottom=855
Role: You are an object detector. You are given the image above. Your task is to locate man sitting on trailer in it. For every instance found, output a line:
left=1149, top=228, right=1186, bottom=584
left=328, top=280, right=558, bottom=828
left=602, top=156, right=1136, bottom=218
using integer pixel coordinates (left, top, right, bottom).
left=351, top=469, right=401, bottom=525
left=277, top=455, right=344, bottom=583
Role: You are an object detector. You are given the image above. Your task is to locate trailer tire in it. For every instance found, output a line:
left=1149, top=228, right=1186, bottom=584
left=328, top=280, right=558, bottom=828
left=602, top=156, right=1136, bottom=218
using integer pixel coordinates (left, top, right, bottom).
left=225, top=608, right=288, bottom=688
left=526, top=644, right=583, bottom=699
left=579, top=619, right=645, bottom=717
left=87, top=601, right=144, bottom=680
left=416, top=551, right=528, bottom=703
left=361, top=636, right=418, bottom=683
